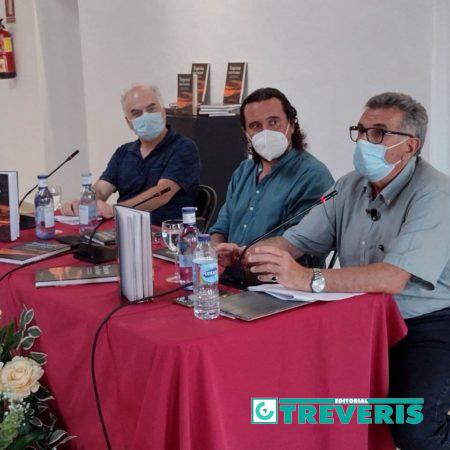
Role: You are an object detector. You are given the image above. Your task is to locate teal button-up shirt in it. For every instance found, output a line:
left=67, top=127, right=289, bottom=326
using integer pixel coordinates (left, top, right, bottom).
left=209, top=149, right=334, bottom=246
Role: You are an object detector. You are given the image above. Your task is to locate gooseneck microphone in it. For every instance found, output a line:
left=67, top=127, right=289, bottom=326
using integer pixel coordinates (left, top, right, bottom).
left=19, top=150, right=80, bottom=230
left=220, top=190, right=338, bottom=289
left=72, top=186, right=172, bottom=263
left=19, top=150, right=80, bottom=207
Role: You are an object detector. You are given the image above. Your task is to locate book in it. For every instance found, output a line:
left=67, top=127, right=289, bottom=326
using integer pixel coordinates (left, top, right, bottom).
left=115, top=205, right=153, bottom=302
left=35, top=263, right=119, bottom=287
left=177, top=73, right=198, bottom=115
left=90, top=230, right=116, bottom=246
left=223, top=62, right=247, bottom=104
left=219, top=290, right=309, bottom=321
left=0, top=241, right=70, bottom=265
left=153, top=247, right=177, bottom=263
left=191, top=63, right=210, bottom=104
left=0, top=171, right=19, bottom=242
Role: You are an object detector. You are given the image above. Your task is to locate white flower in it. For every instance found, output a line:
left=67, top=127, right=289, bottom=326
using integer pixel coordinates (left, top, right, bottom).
left=1, top=356, right=44, bottom=400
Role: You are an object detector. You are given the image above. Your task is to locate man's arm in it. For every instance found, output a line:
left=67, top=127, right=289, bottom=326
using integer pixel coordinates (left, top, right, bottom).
left=118, top=178, right=180, bottom=211
left=248, top=246, right=410, bottom=294
left=211, top=233, right=226, bottom=246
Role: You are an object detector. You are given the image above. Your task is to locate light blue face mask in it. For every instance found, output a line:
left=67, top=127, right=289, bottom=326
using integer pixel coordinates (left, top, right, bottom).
left=132, top=112, right=165, bottom=141
left=353, top=139, right=406, bottom=182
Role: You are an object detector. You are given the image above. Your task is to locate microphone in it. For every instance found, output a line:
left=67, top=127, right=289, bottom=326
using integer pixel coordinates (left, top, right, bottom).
left=19, top=150, right=80, bottom=230
left=72, top=186, right=172, bottom=264
left=365, top=208, right=380, bottom=222
left=219, top=190, right=338, bottom=289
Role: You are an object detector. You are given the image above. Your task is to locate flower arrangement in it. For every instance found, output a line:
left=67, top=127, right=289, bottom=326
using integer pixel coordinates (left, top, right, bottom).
left=0, top=307, right=75, bottom=449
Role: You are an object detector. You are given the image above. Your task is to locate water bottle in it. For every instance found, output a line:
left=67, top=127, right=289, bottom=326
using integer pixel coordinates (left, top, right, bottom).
left=79, top=172, right=98, bottom=237
left=178, top=207, right=198, bottom=286
left=34, top=175, right=55, bottom=240
left=193, top=234, right=220, bottom=320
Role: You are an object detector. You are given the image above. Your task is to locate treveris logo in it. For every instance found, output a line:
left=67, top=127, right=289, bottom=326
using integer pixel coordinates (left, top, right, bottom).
left=251, top=398, right=278, bottom=424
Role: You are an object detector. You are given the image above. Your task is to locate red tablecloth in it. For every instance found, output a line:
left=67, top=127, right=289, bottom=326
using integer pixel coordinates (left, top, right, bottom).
left=0, top=226, right=407, bottom=450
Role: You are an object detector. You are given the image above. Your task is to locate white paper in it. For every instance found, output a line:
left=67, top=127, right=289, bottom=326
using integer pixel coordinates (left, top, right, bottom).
left=54, top=215, right=79, bottom=225
left=248, top=284, right=363, bottom=302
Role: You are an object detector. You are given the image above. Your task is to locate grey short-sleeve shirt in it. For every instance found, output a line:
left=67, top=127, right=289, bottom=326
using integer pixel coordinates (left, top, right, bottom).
left=283, top=157, right=450, bottom=319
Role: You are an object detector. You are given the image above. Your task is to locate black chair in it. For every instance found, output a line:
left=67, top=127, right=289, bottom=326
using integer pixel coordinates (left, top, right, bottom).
left=196, top=185, right=218, bottom=232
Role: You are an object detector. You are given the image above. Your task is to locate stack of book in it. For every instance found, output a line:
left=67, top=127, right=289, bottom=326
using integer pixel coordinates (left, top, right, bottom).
left=198, top=103, right=241, bottom=116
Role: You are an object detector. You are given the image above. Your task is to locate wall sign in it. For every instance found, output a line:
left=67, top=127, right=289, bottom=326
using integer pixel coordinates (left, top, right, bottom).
left=5, top=0, right=15, bottom=24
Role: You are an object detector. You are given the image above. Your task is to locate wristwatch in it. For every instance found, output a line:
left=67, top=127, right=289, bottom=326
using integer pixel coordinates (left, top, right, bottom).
left=311, top=268, right=326, bottom=293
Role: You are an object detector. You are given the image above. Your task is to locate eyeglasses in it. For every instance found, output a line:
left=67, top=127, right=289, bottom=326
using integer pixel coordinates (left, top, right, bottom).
left=349, top=125, right=414, bottom=145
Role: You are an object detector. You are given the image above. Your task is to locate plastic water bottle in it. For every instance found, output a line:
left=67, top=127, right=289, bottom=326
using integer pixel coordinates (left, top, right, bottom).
left=79, top=172, right=98, bottom=237
left=178, top=207, right=198, bottom=286
left=34, top=175, right=55, bottom=240
left=193, top=234, right=220, bottom=320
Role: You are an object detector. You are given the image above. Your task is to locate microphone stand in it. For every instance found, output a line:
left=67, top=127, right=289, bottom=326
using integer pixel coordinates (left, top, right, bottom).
left=72, top=187, right=171, bottom=264
left=219, top=190, right=338, bottom=289
left=19, top=150, right=80, bottom=230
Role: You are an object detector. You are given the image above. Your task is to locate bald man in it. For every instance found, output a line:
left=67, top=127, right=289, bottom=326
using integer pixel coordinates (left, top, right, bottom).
left=62, top=84, right=200, bottom=224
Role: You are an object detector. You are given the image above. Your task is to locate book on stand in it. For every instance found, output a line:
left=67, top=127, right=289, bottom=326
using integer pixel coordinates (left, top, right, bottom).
left=0, top=241, right=70, bottom=265
left=115, top=205, right=153, bottom=302
left=177, top=73, right=198, bottom=115
left=191, top=63, right=210, bottom=105
left=0, top=171, right=19, bottom=242
left=223, top=62, right=247, bottom=104
left=35, top=263, right=119, bottom=287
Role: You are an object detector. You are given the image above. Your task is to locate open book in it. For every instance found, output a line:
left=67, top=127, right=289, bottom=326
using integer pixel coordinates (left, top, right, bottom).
left=248, top=284, right=363, bottom=302
left=115, top=205, right=153, bottom=302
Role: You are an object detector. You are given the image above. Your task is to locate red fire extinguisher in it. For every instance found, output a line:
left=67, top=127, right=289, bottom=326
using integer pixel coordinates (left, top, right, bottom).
left=0, top=18, right=16, bottom=79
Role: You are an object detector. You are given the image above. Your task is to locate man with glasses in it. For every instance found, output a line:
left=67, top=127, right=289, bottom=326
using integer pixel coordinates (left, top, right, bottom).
left=226, top=92, right=450, bottom=449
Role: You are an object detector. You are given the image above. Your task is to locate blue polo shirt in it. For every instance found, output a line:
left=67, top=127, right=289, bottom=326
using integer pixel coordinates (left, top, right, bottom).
left=209, top=149, right=334, bottom=246
left=99, top=126, right=200, bottom=225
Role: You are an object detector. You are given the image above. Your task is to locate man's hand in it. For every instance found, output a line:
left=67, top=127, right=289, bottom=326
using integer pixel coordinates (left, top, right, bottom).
left=215, top=243, right=244, bottom=268
left=61, top=200, right=80, bottom=216
left=248, top=245, right=313, bottom=290
left=96, top=200, right=114, bottom=219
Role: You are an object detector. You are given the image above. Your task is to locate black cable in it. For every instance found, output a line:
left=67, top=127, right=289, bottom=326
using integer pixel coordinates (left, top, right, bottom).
left=91, top=283, right=192, bottom=450
left=0, top=250, right=74, bottom=283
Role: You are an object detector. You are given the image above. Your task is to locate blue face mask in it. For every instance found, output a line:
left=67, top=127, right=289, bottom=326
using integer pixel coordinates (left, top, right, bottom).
left=132, top=112, right=165, bottom=141
left=353, top=139, right=406, bottom=182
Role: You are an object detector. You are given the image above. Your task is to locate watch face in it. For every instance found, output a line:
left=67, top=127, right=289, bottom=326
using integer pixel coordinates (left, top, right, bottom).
left=312, top=278, right=325, bottom=293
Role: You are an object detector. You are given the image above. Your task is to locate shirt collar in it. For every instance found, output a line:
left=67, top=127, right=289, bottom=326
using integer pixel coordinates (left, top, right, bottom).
left=362, top=157, right=418, bottom=204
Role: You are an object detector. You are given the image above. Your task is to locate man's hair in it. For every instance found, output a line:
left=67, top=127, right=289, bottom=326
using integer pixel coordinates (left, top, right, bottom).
left=240, top=87, right=307, bottom=162
left=365, top=92, right=428, bottom=151
left=120, top=83, right=164, bottom=111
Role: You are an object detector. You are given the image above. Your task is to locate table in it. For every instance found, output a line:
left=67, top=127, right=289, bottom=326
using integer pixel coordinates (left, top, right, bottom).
left=0, top=226, right=407, bottom=450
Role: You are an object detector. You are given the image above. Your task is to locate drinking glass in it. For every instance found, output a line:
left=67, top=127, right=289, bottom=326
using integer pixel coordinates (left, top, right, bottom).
left=49, top=185, right=62, bottom=211
left=161, top=219, right=183, bottom=283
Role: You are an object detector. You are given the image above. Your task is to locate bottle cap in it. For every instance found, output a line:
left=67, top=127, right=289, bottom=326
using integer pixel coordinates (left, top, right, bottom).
left=37, top=174, right=48, bottom=187
left=181, top=206, right=197, bottom=224
left=198, top=234, right=210, bottom=242
left=81, top=172, right=92, bottom=185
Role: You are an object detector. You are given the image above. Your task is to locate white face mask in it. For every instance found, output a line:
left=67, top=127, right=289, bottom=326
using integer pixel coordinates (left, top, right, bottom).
left=249, top=124, right=290, bottom=161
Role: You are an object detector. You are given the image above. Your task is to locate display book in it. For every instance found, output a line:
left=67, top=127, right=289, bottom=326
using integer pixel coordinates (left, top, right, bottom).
left=0, top=171, right=19, bottom=242
left=198, top=62, right=247, bottom=116
left=0, top=241, right=70, bottom=265
left=35, top=263, right=119, bottom=287
left=115, top=205, right=153, bottom=302
left=177, top=72, right=198, bottom=115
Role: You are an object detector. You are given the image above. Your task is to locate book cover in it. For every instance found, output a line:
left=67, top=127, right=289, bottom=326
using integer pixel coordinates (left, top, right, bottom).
left=91, top=230, right=116, bottom=246
left=0, top=172, right=19, bottom=242
left=153, top=247, right=177, bottom=263
left=0, top=241, right=70, bottom=265
left=223, top=62, right=247, bottom=105
left=177, top=73, right=198, bottom=115
left=35, top=263, right=119, bottom=287
left=191, top=63, right=210, bottom=104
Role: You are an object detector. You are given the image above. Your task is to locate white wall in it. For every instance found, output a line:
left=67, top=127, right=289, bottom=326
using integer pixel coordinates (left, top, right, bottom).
left=1, top=0, right=448, bottom=204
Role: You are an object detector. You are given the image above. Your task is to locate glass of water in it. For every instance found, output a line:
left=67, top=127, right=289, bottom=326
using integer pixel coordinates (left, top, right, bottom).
left=161, top=219, right=183, bottom=283
left=49, top=185, right=62, bottom=211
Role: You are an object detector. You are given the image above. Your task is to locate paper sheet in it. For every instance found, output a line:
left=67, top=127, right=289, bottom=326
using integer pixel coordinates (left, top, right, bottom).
left=248, top=284, right=363, bottom=302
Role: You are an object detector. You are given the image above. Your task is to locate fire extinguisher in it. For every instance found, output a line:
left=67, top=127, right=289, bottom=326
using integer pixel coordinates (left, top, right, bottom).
left=0, top=18, right=16, bottom=79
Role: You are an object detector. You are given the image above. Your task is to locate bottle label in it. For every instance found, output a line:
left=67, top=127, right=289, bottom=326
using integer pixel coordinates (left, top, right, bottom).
left=199, top=262, right=218, bottom=284
left=182, top=212, right=196, bottom=225
left=44, top=206, right=54, bottom=227
left=79, top=204, right=97, bottom=225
